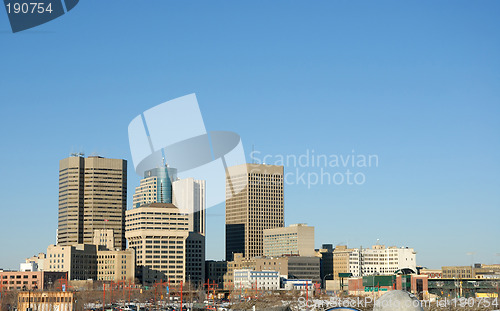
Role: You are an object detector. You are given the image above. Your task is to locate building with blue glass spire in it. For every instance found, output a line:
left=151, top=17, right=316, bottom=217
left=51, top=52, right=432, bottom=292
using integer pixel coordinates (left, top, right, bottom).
left=132, top=165, right=178, bottom=207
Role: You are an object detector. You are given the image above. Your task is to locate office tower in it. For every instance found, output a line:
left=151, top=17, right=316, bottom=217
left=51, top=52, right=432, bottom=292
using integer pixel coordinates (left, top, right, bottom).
left=125, top=203, right=190, bottom=284
left=57, top=155, right=127, bottom=249
left=225, top=164, right=284, bottom=261
left=263, top=223, right=315, bottom=257
left=172, top=178, right=206, bottom=235
left=132, top=165, right=178, bottom=208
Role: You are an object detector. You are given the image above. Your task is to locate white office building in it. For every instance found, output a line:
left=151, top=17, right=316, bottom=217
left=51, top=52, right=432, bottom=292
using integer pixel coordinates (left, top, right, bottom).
left=172, top=178, right=206, bottom=235
left=348, top=245, right=417, bottom=276
left=234, top=269, right=280, bottom=290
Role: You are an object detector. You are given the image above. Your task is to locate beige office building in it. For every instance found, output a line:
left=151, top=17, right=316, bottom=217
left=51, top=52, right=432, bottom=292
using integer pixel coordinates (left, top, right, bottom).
left=57, top=155, right=127, bottom=249
left=45, top=244, right=135, bottom=282
left=332, top=245, right=354, bottom=280
left=442, top=266, right=475, bottom=279
left=225, top=164, right=284, bottom=261
left=97, top=248, right=136, bottom=282
left=125, top=203, right=190, bottom=284
left=172, top=177, right=206, bottom=236
left=263, top=223, right=315, bottom=257
left=18, top=291, right=75, bottom=311
left=223, top=253, right=256, bottom=289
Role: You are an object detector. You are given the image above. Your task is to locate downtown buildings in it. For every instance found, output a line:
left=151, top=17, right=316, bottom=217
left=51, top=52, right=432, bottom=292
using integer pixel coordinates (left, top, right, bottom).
left=49, top=156, right=207, bottom=285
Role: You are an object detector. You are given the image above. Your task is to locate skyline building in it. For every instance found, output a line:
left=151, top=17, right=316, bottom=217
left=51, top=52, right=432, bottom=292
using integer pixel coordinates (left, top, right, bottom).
left=125, top=203, right=205, bottom=284
left=172, top=177, right=206, bottom=235
left=57, top=155, right=127, bottom=250
left=225, top=163, right=284, bottom=261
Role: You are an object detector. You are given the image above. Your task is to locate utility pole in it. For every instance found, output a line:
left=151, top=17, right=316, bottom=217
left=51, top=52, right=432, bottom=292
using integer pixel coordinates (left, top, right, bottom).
left=102, top=283, right=105, bottom=311
left=180, top=281, right=183, bottom=311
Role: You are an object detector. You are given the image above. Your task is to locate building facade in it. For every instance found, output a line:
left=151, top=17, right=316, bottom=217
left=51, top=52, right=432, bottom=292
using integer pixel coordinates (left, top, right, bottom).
left=333, top=245, right=417, bottom=278
left=205, top=260, right=227, bottom=289
left=57, top=155, right=127, bottom=249
left=224, top=253, right=321, bottom=289
left=24, top=253, right=46, bottom=271
left=233, top=269, right=280, bottom=290
left=263, top=224, right=315, bottom=257
left=223, top=253, right=256, bottom=289
left=96, top=248, right=136, bottom=282
left=18, top=291, right=75, bottom=311
left=0, top=271, right=67, bottom=291
left=225, top=164, right=284, bottom=261
left=316, top=244, right=334, bottom=286
left=125, top=203, right=190, bottom=284
left=442, top=266, right=475, bottom=279
left=172, top=177, right=206, bottom=235
left=185, top=232, right=205, bottom=286
left=332, top=245, right=353, bottom=280
left=45, top=244, right=135, bottom=282
left=46, top=244, right=97, bottom=280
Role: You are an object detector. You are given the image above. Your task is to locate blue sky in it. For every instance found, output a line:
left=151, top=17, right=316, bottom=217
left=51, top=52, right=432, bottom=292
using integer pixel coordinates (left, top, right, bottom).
left=0, top=1, right=499, bottom=269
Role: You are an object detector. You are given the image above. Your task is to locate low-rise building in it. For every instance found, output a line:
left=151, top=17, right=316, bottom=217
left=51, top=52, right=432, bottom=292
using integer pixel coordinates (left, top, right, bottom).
left=282, top=278, right=314, bottom=291
left=18, top=291, right=75, bottom=311
left=205, top=260, right=227, bottom=289
left=442, top=266, right=475, bottom=279
left=234, top=269, right=280, bottom=290
left=223, top=253, right=256, bottom=289
left=24, top=253, right=46, bottom=271
left=224, top=253, right=320, bottom=289
left=0, top=271, right=67, bottom=291
left=97, top=248, right=135, bottom=282
left=45, top=244, right=135, bottom=282
left=316, top=244, right=334, bottom=286
left=263, top=224, right=315, bottom=257
left=333, top=245, right=417, bottom=279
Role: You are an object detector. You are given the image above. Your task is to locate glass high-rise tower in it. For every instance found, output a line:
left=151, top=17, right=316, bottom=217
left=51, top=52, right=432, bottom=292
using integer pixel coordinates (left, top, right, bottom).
left=132, top=165, right=178, bottom=208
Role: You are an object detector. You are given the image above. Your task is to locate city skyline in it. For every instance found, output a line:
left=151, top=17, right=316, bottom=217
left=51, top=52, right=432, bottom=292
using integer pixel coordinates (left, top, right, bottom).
left=1, top=1, right=499, bottom=270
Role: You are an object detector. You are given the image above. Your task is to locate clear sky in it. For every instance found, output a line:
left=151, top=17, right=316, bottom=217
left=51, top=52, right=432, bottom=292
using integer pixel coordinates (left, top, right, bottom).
left=0, top=0, right=499, bottom=270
